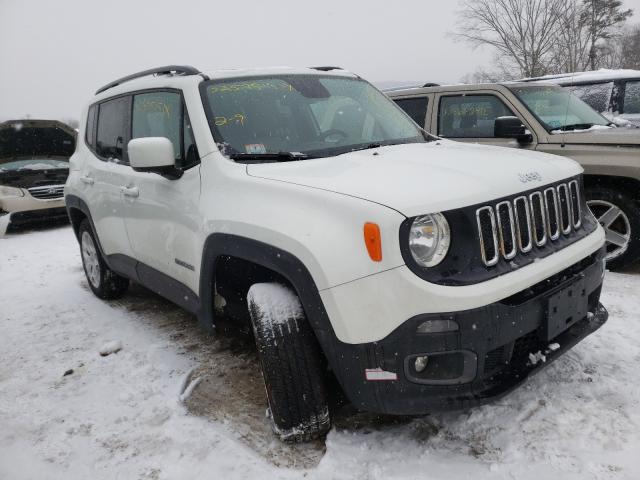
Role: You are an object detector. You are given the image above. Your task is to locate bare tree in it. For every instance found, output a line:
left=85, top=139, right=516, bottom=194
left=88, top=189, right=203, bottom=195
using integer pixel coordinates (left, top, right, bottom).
left=453, top=0, right=567, bottom=77
left=549, top=1, right=593, bottom=73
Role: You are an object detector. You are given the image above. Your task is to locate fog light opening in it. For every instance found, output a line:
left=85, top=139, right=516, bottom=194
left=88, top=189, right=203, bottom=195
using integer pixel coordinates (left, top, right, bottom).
left=414, top=355, right=429, bottom=373
left=416, top=319, right=459, bottom=334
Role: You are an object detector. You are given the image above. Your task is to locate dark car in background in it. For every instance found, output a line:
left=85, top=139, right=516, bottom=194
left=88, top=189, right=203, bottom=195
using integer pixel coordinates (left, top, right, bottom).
left=0, top=120, right=76, bottom=234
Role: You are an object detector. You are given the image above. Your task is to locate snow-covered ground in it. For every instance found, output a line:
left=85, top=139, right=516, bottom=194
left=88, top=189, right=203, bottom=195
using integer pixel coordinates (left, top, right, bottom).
left=1, top=226, right=639, bottom=479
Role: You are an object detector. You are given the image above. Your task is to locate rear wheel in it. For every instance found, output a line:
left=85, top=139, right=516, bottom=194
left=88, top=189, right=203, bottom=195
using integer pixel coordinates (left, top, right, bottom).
left=247, top=283, right=330, bottom=442
left=79, top=220, right=129, bottom=299
left=586, top=187, right=640, bottom=270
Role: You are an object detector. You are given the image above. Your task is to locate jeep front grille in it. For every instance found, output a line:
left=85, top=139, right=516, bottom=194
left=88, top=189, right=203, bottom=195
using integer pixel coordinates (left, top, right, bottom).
left=476, top=180, right=582, bottom=266
left=28, top=184, right=65, bottom=200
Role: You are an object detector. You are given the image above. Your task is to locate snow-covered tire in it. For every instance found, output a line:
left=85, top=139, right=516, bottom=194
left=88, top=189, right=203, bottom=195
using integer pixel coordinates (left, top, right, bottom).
left=586, top=186, right=640, bottom=271
left=78, top=219, right=129, bottom=299
left=247, top=283, right=330, bottom=442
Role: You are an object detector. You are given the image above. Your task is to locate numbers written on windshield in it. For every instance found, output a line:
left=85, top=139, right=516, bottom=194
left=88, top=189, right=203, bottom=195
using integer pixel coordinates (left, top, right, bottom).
left=209, top=82, right=293, bottom=95
left=215, top=114, right=245, bottom=127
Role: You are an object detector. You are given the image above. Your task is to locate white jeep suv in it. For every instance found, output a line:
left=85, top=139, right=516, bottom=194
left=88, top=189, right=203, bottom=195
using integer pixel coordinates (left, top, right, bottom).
left=65, top=65, right=608, bottom=442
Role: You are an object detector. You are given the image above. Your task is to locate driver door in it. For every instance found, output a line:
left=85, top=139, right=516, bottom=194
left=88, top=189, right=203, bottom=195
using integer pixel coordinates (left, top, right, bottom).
left=121, top=90, right=202, bottom=293
left=433, top=92, right=537, bottom=150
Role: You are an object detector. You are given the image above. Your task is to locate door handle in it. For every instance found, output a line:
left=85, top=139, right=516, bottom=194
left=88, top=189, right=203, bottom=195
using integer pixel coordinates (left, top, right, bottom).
left=80, top=175, right=94, bottom=185
left=120, top=186, right=139, bottom=198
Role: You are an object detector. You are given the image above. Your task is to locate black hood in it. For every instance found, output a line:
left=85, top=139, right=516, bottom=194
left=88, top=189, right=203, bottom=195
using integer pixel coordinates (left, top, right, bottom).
left=0, top=119, right=76, bottom=162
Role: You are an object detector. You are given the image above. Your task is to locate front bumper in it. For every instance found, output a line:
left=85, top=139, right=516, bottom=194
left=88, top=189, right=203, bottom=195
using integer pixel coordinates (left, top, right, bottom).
left=325, top=248, right=608, bottom=415
left=3, top=206, right=69, bottom=227
left=1, top=193, right=67, bottom=230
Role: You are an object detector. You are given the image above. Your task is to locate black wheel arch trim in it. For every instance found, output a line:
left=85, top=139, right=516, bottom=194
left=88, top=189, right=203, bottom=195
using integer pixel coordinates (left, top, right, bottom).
left=198, top=233, right=352, bottom=387
left=198, top=233, right=335, bottom=334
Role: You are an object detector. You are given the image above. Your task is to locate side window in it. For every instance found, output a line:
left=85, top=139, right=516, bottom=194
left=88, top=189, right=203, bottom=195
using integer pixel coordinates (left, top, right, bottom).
left=85, top=105, right=96, bottom=148
left=132, top=91, right=199, bottom=170
left=132, top=91, right=182, bottom=160
left=393, top=97, right=429, bottom=127
left=567, top=82, right=613, bottom=113
left=623, top=81, right=640, bottom=114
left=438, top=95, right=516, bottom=138
left=96, top=97, right=130, bottom=162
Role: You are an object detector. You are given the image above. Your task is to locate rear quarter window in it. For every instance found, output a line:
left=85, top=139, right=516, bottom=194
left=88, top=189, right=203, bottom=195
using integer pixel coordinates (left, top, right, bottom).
left=85, top=105, right=96, bottom=148
left=393, top=97, right=429, bottom=127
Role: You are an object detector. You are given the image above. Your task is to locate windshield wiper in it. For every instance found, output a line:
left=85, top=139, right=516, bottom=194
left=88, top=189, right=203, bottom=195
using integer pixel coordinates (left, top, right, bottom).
left=229, top=152, right=311, bottom=162
left=350, top=143, right=383, bottom=153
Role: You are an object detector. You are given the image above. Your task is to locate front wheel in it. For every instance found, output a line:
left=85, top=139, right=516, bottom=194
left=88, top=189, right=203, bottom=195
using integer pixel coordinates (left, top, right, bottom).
left=79, top=220, right=129, bottom=299
left=247, top=283, right=330, bottom=442
left=586, top=187, right=640, bottom=270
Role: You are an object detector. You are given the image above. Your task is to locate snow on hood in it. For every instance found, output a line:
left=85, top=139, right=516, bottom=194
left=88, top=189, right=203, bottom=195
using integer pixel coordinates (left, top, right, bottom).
left=554, top=126, right=640, bottom=145
left=551, top=125, right=614, bottom=134
left=247, top=141, right=582, bottom=217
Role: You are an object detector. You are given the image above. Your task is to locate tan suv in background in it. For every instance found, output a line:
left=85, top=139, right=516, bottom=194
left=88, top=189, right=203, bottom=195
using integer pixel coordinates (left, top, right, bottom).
left=387, top=82, right=640, bottom=270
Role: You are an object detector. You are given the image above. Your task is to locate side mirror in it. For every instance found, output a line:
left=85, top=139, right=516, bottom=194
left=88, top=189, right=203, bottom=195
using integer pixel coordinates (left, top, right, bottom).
left=128, top=137, right=182, bottom=179
left=494, top=116, right=533, bottom=144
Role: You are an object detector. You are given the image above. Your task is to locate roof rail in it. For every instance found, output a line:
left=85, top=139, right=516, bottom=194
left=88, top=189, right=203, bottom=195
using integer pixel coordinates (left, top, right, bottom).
left=95, top=65, right=207, bottom=95
left=310, top=66, right=343, bottom=71
left=422, top=82, right=440, bottom=87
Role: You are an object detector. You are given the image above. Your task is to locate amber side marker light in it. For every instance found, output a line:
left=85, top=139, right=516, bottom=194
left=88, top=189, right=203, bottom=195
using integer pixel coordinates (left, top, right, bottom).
left=364, top=222, right=382, bottom=262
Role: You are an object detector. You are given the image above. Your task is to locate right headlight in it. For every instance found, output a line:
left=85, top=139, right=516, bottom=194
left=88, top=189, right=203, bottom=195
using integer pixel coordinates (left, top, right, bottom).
left=0, top=185, right=24, bottom=198
left=408, top=213, right=451, bottom=268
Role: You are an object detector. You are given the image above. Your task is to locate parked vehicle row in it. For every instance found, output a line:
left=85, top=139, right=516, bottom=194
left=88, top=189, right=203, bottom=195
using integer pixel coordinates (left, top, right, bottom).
left=387, top=82, right=640, bottom=270
left=63, top=65, right=609, bottom=442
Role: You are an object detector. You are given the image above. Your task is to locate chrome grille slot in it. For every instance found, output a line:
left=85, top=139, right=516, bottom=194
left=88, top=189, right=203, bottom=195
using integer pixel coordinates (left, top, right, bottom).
left=569, top=180, right=582, bottom=228
left=476, top=206, right=499, bottom=267
left=529, top=191, right=547, bottom=247
left=557, top=184, right=572, bottom=235
left=513, top=196, right=533, bottom=253
left=544, top=187, right=560, bottom=241
left=28, top=184, right=65, bottom=200
left=475, top=179, right=585, bottom=268
left=496, top=201, right=517, bottom=260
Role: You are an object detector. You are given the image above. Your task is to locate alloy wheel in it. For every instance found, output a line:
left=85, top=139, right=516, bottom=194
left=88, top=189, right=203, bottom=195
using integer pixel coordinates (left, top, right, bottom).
left=587, top=200, right=631, bottom=261
left=81, top=231, right=101, bottom=288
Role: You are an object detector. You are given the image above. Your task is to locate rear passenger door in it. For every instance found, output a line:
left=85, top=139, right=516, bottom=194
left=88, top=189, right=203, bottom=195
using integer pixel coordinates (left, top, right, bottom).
left=121, top=90, right=202, bottom=292
left=433, top=92, right=536, bottom=150
left=84, top=96, right=136, bottom=261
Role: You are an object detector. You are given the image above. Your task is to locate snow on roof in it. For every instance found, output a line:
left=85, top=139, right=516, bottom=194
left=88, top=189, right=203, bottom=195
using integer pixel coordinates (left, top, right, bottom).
left=522, top=69, right=640, bottom=84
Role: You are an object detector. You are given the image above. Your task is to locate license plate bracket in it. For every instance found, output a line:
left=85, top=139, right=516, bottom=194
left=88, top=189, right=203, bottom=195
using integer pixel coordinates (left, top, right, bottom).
left=543, top=277, right=588, bottom=342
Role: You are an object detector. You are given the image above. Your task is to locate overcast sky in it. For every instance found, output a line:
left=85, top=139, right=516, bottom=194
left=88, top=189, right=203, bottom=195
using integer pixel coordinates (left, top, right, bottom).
left=1, top=0, right=639, bottom=120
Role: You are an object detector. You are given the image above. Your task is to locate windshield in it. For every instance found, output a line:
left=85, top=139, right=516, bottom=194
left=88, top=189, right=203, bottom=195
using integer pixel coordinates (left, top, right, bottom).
left=201, top=75, right=429, bottom=159
left=0, top=158, right=69, bottom=173
left=509, top=85, right=611, bottom=132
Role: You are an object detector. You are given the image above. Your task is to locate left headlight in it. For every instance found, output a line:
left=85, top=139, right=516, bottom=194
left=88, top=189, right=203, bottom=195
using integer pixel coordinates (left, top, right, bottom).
left=408, top=213, right=451, bottom=268
left=0, top=185, right=25, bottom=198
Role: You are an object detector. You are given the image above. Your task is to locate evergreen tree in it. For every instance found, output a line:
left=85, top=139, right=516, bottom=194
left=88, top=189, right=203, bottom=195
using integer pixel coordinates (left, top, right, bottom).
left=583, top=0, right=633, bottom=69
